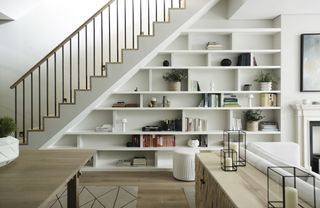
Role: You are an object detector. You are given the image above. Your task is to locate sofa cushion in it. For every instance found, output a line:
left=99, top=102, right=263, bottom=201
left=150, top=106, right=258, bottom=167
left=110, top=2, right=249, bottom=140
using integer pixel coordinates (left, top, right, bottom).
left=247, top=142, right=300, bottom=167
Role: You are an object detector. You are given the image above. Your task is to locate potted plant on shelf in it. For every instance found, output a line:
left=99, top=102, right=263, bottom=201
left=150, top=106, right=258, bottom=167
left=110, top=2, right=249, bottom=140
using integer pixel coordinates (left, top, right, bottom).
left=0, top=117, right=19, bottom=167
left=254, top=71, right=277, bottom=91
left=244, top=110, right=264, bottom=131
left=162, top=69, right=187, bottom=91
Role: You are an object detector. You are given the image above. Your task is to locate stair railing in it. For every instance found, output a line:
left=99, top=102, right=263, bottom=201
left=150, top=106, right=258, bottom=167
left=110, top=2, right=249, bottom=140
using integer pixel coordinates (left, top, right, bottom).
left=10, top=0, right=185, bottom=144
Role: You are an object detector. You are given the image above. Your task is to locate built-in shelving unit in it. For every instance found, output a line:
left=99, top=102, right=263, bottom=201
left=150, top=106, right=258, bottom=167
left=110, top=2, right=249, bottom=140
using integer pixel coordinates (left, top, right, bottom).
left=52, top=26, right=281, bottom=171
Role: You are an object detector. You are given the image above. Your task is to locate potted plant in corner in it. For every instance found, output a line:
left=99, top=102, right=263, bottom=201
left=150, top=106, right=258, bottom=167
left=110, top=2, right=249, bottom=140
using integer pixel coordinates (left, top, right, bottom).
left=0, top=116, right=19, bottom=167
left=162, top=69, right=187, bottom=91
left=254, top=71, right=277, bottom=91
left=244, top=110, right=264, bottom=131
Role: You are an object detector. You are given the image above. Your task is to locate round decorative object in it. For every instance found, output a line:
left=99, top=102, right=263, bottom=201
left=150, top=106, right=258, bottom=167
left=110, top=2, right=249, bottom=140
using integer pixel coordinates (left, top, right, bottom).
left=0, top=136, right=19, bottom=168
left=220, top=58, right=232, bottom=66
left=187, top=139, right=199, bottom=148
left=163, top=60, right=170, bottom=66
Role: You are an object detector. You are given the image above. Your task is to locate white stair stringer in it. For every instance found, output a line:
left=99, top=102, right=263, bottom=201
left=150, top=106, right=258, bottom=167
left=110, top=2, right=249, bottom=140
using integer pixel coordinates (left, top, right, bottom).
left=24, top=0, right=221, bottom=149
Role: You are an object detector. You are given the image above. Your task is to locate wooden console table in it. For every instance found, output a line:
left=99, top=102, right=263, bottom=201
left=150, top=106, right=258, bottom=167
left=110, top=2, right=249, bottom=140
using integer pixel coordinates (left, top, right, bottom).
left=0, top=149, right=95, bottom=208
left=196, top=152, right=268, bottom=208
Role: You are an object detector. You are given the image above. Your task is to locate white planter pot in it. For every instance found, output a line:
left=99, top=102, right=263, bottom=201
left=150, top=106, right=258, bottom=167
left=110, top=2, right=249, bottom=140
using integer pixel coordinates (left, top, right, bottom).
left=0, top=136, right=19, bottom=168
left=168, top=81, right=181, bottom=91
left=246, top=121, right=259, bottom=131
left=260, top=82, right=272, bottom=91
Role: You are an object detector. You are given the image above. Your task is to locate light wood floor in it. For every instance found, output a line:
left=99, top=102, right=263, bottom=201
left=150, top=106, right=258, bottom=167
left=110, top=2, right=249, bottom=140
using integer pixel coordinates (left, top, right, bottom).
left=80, top=171, right=194, bottom=208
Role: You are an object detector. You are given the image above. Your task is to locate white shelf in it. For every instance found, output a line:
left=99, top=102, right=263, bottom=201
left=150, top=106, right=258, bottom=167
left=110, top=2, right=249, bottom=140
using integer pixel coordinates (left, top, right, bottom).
left=95, top=107, right=281, bottom=111
left=65, top=130, right=280, bottom=135
left=159, top=49, right=280, bottom=54
left=141, top=66, right=281, bottom=70
left=113, top=90, right=281, bottom=94
left=182, top=28, right=281, bottom=34
left=50, top=146, right=222, bottom=151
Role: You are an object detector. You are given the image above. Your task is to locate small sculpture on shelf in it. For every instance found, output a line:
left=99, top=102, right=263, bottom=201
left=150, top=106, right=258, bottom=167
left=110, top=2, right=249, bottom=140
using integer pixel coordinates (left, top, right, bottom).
left=121, top=118, right=128, bottom=132
left=206, top=42, right=222, bottom=50
left=220, top=58, right=232, bottom=66
left=248, top=94, right=254, bottom=107
left=162, top=96, right=170, bottom=107
left=148, top=97, right=157, bottom=107
left=243, top=84, right=252, bottom=91
left=187, top=139, right=199, bottom=148
left=163, top=60, right=170, bottom=66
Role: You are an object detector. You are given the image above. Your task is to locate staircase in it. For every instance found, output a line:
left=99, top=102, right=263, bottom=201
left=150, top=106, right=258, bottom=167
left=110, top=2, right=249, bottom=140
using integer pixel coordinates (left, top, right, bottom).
left=11, top=0, right=219, bottom=148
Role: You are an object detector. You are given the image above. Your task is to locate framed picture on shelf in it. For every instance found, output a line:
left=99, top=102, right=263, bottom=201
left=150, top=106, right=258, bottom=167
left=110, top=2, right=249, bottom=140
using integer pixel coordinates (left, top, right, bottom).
left=300, top=33, right=320, bottom=92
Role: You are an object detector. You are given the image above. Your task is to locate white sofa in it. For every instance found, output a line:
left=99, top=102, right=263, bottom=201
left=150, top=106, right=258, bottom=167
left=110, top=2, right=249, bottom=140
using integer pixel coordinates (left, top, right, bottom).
left=246, top=142, right=320, bottom=207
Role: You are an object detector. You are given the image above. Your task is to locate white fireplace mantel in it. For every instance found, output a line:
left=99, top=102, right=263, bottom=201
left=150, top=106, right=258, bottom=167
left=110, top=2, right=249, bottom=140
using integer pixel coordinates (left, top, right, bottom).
left=292, top=104, right=320, bottom=169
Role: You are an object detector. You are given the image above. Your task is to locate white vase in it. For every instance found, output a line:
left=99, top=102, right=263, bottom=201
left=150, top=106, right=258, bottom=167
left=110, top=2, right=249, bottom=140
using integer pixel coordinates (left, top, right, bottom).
left=0, top=136, right=19, bottom=168
left=168, top=81, right=181, bottom=91
left=260, top=82, right=272, bottom=91
left=246, top=121, right=259, bottom=131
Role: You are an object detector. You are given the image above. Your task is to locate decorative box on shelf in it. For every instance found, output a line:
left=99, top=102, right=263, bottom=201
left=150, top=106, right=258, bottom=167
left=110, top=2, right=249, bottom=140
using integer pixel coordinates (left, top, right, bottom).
left=223, top=130, right=246, bottom=167
left=267, top=166, right=316, bottom=208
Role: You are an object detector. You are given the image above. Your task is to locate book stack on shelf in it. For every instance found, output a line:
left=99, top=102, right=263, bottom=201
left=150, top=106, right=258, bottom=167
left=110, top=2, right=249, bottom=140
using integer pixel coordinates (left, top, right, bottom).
left=223, top=94, right=240, bottom=107
left=112, top=102, right=139, bottom=107
left=143, top=135, right=176, bottom=147
left=259, top=121, right=279, bottom=131
left=185, top=117, right=208, bottom=132
left=206, top=42, right=222, bottom=50
left=116, top=159, right=132, bottom=167
left=132, top=156, right=147, bottom=167
left=95, top=124, right=112, bottom=132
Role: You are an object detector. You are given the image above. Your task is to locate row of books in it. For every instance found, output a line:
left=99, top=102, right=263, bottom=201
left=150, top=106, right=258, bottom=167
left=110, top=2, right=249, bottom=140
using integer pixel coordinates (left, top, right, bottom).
left=223, top=94, right=241, bottom=107
left=198, top=93, right=221, bottom=107
left=189, top=80, right=201, bottom=91
left=237, top=53, right=258, bottom=66
left=143, top=135, right=176, bottom=147
left=185, top=117, right=208, bottom=132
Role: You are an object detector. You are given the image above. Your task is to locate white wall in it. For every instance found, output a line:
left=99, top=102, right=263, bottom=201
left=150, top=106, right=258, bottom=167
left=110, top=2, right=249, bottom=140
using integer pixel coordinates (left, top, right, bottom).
left=281, top=14, right=320, bottom=142
left=0, top=0, right=107, bottom=117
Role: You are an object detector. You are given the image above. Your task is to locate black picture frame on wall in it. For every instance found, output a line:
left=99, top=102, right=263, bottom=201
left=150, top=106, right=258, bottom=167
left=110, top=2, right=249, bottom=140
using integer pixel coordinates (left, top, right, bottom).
left=301, top=33, right=320, bottom=92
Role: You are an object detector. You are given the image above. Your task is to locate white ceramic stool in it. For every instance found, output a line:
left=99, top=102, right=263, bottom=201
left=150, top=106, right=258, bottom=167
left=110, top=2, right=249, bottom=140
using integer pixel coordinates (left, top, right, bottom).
left=173, top=149, right=199, bottom=181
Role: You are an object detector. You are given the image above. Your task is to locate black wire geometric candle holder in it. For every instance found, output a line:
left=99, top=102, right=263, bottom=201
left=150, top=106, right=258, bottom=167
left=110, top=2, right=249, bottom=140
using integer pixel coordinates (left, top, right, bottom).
left=223, top=130, right=246, bottom=167
left=267, top=166, right=316, bottom=208
left=220, top=149, right=237, bottom=172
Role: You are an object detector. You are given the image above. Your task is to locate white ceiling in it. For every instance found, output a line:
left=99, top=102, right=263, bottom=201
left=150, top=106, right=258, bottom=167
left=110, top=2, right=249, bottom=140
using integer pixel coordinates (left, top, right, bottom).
left=229, top=0, right=320, bottom=19
left=2, top=0, right=320, bottom=21
left=0, top=0, right=43, bottom=20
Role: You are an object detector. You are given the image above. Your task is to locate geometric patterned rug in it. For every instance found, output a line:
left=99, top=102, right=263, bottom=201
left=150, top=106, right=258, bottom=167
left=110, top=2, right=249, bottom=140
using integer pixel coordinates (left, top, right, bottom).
left=47, top=186, right=138, bottom=208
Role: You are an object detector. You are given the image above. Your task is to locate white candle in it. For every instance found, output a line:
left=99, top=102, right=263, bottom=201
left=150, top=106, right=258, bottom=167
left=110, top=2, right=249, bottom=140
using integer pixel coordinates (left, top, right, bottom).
left=285, top=187, right=298, bottom=208
left=230, top=143, right=238, bottom=162
left=225, top=157, right=232, bottom=171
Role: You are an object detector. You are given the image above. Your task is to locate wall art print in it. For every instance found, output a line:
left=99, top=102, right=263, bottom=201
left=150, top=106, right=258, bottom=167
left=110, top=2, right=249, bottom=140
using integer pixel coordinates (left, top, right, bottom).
left=301, top=33, right=320, bottom=92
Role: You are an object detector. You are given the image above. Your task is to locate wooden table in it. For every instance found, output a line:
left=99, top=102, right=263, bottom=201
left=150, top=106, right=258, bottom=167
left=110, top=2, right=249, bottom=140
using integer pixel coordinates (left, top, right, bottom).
left=196, top=152, right=269, bottom=208
left=0, top=149, right=95, bottom=208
